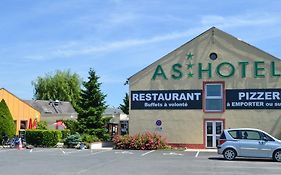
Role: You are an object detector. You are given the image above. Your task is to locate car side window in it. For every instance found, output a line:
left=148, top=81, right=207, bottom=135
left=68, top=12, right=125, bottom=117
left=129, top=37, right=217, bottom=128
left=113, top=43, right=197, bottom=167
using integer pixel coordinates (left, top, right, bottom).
left=241, top=130, right=261, bottom=140
left=220, top=132, right=226, bottom=139
left=228, top=130, right=239, bottom=139
left=260, top=132, right=275, bottom=141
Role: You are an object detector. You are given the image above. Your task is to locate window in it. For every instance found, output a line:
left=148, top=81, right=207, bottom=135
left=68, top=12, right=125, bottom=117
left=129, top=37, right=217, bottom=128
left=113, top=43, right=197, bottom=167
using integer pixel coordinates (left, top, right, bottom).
left=120, top=121, right=129, bottom=135
left=220, top=132, right=226, bottom=139
left=20, top=120, right=27, bottom=129
left=204, top=82, right=224, bottom=112
left=241, top=130, right=261, bottom=140
left=260, top=132, right=275, bottom=141
left=228, top=130, right=239, bottom=139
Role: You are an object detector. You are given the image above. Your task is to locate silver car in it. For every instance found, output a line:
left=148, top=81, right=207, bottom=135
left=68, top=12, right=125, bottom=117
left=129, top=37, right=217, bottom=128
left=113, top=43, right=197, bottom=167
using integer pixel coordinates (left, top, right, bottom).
left=217, top=128, right=281, bottom=161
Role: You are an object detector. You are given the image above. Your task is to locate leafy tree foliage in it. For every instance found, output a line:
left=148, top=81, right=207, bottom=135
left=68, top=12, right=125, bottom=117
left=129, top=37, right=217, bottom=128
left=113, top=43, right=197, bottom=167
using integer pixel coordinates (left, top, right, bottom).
left=32, top=70, right=81, bottom=108
left=36, top=121, right=48, bottom=130
left=0, top=99, right=16, bottom=140
left=77, top=68, right=109, bottom=141
left=62, top=119, right=79, bottom=134
left=119, top=93, right=129, bottom=114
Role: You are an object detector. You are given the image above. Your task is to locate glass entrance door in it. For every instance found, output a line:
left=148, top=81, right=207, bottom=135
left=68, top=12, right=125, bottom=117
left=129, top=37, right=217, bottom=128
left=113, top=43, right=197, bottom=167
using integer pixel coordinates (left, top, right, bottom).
left=205, top=120, right=223, bottom=148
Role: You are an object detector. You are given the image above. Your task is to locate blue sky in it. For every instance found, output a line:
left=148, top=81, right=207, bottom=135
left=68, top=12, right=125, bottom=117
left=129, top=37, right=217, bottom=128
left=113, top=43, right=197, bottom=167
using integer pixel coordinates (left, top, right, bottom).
left=1, top=0, right=281, bottom=107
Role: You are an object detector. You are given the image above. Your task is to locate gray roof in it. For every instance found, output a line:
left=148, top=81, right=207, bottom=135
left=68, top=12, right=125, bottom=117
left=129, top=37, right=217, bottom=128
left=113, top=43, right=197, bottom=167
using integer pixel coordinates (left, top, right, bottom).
left=25, top=100, right=77, bottom=115
left=103, top=107, right=123, bottom=115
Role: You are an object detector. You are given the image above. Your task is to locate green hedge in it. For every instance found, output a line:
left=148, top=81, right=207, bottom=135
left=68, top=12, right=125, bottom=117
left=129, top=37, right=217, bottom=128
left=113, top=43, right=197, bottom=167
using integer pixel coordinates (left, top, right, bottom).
left=61, top=129, right=71, bottom=140
left=26, top=130, right=62, bottom=147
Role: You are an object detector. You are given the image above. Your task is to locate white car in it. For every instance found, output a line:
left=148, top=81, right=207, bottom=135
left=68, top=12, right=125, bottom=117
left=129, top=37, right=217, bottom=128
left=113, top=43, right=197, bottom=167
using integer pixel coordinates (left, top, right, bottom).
left=217, top=128, right=281, bottom=161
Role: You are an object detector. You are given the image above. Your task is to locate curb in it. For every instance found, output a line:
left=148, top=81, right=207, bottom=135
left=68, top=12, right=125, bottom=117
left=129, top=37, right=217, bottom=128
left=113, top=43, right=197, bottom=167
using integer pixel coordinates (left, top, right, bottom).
left=184, top=149, right=217, bottom=152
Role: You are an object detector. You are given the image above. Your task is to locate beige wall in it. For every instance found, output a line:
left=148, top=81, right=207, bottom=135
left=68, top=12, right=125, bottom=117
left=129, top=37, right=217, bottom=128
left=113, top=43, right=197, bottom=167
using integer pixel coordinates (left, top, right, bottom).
left=129, top=28, right=281, bottom=146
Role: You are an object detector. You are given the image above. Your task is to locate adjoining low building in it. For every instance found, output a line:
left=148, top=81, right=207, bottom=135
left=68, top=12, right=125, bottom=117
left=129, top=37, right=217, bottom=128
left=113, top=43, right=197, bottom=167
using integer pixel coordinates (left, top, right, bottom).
left=129, top=27, right=281, bottom=149
left=25, top=100, right=78, bottom=129
left=103, top=107, right=129, bottom=137
left=0, top=88, right=40, bottom=134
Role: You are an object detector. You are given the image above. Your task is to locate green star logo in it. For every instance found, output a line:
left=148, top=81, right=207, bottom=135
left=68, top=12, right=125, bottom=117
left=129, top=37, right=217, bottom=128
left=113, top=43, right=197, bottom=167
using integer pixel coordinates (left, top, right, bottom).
left=187, top=63, right=193, bottom=69
left=188, top=72, right=194, bottom=78
left=186, top=52, right=193, bottom=60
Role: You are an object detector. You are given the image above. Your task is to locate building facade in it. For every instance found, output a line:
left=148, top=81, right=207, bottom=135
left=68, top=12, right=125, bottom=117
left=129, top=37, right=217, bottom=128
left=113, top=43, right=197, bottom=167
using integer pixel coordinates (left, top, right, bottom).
left=129, top=27, right=281, bottom=149
left=0, top=88, right=40, bottom=134
left=104, top=107, right=129, bottom=137
left=25, top=100, right=78, bottom=129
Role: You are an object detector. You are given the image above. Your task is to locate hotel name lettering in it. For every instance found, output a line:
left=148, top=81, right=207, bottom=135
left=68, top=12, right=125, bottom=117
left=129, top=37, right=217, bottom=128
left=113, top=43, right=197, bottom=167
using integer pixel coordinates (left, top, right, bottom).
left=151, top=61, right=281, bottom=80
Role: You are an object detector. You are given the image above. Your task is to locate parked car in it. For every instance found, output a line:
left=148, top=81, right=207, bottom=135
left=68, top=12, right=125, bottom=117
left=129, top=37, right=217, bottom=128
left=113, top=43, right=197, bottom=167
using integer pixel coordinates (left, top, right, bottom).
left=217, top=128, right=281, bottom=162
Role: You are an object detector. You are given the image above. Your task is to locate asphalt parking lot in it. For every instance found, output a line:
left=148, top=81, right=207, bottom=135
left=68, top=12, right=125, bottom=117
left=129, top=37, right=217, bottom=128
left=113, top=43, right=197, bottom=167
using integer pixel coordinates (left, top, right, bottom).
left=0, top=148, right=280, bottom=175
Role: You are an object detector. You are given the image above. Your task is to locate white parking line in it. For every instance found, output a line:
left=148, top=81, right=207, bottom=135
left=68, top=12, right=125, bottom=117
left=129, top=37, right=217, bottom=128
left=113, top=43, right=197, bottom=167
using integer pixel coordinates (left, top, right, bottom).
left=195, top=151, right=200, bottom=157
left=29, top=149, right=46, bottom=153
left=0, top=149, right=15, bottom=153
left=141, top=150, right=155, bottom=156
left=163, top=152, right=183, bottom=156
left=60, top=148, right=66, bottom=154
left=115, top=151, right=134, bottom=154
left=29, top=148, right=60, bottom=153
left=91, top=150, right=111, bottom=155
left=59, top=149, right=87, bottom=155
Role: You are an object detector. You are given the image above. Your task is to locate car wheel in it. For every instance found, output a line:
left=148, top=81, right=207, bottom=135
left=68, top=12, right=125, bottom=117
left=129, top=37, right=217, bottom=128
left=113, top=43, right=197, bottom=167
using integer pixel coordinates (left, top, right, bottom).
left=223, top=148, right=236, bottom=161
left=273, top=150, right=281, bottom=162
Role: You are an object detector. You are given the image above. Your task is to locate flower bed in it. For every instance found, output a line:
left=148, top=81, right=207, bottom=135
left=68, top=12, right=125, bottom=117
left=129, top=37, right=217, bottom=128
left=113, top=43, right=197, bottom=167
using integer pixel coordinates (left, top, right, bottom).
left=113, top=132, right=168, bottom=150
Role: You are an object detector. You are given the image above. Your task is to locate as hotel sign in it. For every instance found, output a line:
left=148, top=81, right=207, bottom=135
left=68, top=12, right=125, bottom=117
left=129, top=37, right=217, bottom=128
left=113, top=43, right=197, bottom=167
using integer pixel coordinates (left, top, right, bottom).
left=152, top=55, right=281, bottom=80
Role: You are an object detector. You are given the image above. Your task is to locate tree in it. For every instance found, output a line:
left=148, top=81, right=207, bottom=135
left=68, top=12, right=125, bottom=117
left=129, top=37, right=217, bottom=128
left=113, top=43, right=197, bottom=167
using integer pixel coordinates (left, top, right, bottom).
left=0, top=99, right=16, bottom=141
left=119, top=93, right=129, bottom=114
left=32, top=69, right=81, bottom=108
left=77, top=68, right=109, bottom=140
left=62, top=119, right=79, bottom=134
left=36, top=121, right=48, bottom=130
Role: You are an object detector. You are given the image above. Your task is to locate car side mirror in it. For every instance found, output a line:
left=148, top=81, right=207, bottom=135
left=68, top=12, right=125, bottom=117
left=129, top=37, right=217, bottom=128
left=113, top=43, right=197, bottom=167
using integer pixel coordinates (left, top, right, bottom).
left=262, top=137, right=268, bottom=141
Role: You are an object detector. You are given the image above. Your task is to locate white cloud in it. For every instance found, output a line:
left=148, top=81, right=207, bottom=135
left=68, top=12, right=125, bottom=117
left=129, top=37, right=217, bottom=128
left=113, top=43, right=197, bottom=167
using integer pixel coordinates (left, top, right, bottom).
left=201, top=13, right=281, bottom=29
left=24, top=12, right=281, bottom=61
left=24, top=27, right=205, bottom=61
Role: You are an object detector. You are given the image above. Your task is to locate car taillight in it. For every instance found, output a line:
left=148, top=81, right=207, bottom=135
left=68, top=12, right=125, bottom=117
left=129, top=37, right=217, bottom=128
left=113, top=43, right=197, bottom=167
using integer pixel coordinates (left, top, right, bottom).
left=218, top=139, right=226, bottom=145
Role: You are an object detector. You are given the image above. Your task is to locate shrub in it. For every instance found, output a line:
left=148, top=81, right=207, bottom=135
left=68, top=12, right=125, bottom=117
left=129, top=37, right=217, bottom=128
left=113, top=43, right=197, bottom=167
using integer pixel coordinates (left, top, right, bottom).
left=81, top=133, right=100, bottom=143
left=61, top=129, right=71, bottom=140
left=62, top=120, right=79, bottom=134
left=26, top=130, right=62, bottom=147
left=113, top=132, right=168, bottom=150
left=36, top=121, right=48, bottom=130
left=0, top=99, right=16, bottom=140
left=64, top=133, right=81, bottom=148
left=42, top=130, right=62, bottom=146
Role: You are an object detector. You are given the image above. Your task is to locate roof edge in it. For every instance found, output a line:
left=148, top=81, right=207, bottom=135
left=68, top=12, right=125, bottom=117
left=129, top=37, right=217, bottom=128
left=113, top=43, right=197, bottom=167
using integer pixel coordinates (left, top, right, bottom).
left=128, top=27, right=216, bottom=81
left=0, top=88, right=41, bottom=114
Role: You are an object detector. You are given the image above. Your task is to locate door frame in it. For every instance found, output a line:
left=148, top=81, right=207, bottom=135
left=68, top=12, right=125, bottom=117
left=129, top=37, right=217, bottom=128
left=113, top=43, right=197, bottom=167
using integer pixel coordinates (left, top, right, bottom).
left=203, top=118, right=225, bottom=148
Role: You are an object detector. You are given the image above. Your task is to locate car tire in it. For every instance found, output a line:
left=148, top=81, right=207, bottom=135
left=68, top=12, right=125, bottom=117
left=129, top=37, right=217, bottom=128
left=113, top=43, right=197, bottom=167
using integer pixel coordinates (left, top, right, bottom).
left=223, top=148, right=237, bottom=161
left=273, top=150, right=281, bottom=162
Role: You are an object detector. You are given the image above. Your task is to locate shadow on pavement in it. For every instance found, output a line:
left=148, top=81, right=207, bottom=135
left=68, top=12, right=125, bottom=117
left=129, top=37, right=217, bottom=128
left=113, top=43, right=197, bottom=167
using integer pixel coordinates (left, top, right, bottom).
left=208, top=157, right=274, bottom=163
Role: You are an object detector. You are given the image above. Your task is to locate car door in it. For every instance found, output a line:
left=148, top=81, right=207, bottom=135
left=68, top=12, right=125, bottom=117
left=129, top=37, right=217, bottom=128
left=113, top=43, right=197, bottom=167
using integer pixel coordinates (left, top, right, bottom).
left=238, top=130, right=263, bottom=157
left=257, top=132, right=275, bottom=158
